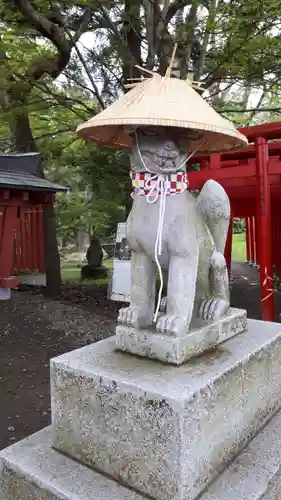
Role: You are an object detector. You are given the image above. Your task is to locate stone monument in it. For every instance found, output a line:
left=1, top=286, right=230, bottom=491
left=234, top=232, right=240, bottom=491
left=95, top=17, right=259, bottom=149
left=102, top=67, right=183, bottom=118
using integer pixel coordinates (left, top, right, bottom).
left=86, top=226, right=103, bottom=268
left=80, top=226, right=108, bottom=280
left=3, top=60, right=281, bottom=500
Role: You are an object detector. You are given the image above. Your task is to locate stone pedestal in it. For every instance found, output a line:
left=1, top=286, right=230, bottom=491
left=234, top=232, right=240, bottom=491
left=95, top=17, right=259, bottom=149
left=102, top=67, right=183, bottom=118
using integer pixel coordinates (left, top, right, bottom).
left=3, top=319, right=281, bottom=500
left=51, top=319, right=281, bottom=500
left=0, top=427, right=145, bottom=500
left=4, top=409, right=281, bottom=500
left=116, top=307, right=247, bottom=364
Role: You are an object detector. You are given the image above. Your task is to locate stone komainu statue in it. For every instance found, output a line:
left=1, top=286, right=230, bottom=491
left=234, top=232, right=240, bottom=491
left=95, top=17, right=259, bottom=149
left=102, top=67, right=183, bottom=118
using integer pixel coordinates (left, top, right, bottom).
left=118, top=126, right=231, bottom=336
left=76, top=68, right=248, bottom=340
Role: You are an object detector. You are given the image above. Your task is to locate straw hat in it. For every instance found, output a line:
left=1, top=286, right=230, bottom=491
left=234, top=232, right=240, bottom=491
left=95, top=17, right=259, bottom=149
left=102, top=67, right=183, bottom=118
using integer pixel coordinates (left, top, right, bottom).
left=76, top=72, right=248, bottom=153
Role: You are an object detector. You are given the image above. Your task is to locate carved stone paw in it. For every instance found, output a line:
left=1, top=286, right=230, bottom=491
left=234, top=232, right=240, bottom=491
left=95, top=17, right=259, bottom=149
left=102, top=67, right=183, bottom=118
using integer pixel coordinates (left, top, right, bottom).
left=156, top=314, right=189, bottom=337
left=198, top=298, right=229, bottom=321
left=118, top=306, right=151, bottom=328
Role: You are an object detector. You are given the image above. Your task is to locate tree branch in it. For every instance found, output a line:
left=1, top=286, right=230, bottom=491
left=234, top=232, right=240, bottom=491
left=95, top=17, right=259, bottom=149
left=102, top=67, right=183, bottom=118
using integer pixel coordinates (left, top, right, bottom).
left=164, top=0, right=192, bottom=27
left=34, top=128, right=76, bottom=140
left=14, top=0, right=71, bottom=55
left=14, top=0, right=94, bottom=83
left=78, top=42, right=125, bottom=90
left=203, top=18, right=278, bottom=89
left=246, top=89, right=265, bottom=125
left=217, top=106, right=281, bottom=114
left=8, top=69, right=92, bottom=118
left=72, top=7, right=93, bottom=43
left=26, top=53, right=71, bottom=82
left=194, top=0, right=217, bottom=81
left=64, top=26, right=106, bottom=109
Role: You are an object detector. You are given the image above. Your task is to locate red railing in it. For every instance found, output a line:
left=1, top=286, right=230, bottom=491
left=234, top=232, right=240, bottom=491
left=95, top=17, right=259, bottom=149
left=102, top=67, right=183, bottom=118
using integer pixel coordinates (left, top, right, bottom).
left=187, top=120, right=281, bottom=322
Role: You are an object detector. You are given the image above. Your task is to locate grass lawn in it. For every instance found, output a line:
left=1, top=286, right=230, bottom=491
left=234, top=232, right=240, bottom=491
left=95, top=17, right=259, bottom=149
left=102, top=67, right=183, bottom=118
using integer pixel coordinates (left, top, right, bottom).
left=61, top=259, right=113, bottom=285
left=61, top=232, right=246, bottom=285
left=232, top=232, right=246, bottom=262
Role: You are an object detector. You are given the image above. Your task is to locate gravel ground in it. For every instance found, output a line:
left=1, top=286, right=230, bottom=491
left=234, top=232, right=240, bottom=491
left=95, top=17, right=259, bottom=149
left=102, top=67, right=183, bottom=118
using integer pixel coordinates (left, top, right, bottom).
left=0, top=263, right=280, bottom=451
left=0, top=285, right=119, bottom=450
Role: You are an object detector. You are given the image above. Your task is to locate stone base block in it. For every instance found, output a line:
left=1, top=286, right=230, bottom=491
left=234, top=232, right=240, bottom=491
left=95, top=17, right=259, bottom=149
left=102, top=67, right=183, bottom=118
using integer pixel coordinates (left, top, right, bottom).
left=3, top=411, right=281, bottom=500
left=0, top=427, right=144, bottom=500
left=116, top=307, right=247, bottom=365
left=51, top=319, right=281, bottom=500
left=0, top=288, right=11, bottom=301
left=201, top=408, right=281, bottom=500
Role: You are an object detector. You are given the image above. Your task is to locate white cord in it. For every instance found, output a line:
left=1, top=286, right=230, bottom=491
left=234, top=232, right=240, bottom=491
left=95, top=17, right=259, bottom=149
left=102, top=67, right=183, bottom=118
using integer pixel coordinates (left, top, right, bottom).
left=134, top=132, right=201, bottom=322
left=144, top=174, right=167, bottom=320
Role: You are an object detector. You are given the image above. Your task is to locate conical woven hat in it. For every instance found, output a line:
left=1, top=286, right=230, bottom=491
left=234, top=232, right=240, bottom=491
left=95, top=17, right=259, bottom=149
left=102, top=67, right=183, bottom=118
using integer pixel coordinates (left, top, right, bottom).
left=76, top=73, right=247, bottom=153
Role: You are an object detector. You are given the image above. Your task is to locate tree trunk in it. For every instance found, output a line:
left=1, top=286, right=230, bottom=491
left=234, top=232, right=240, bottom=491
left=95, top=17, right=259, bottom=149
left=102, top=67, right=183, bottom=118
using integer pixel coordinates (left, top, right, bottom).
left=9, top=97, right=37, bottom=152
left=121, top=0, right=141, bottom=218
left=143, top=0, right=157, bottom=69
left=43, top=200, right=62, bottom=295
left=8, top=91, right=62, bottom=293
left=122, top=0, right=142, bottom=85
left=181, top=3, right=198, bottom=79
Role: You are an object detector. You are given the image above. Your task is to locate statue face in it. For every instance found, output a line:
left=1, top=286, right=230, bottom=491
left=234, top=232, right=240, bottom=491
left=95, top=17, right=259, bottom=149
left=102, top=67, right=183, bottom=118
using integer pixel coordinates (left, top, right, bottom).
left=130, top=126, right=189, bottom=174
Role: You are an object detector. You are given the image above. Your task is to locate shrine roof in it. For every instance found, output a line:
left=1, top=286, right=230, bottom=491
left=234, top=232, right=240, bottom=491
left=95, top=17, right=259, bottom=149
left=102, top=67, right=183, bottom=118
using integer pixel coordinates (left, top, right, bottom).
left=0, top=153, right=67, bottom=192
left=0, top=169, right=67, bottom=192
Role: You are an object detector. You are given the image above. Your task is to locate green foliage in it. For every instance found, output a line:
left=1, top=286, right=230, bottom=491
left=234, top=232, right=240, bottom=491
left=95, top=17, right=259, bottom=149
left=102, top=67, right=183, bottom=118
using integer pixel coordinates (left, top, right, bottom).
left=55, top=191, right=125, bottom=242
left=61, top=258, right=113, bottom=285
left=233, top=218, right=245, bottom=234
left=2, top=0, right=281, bottom=252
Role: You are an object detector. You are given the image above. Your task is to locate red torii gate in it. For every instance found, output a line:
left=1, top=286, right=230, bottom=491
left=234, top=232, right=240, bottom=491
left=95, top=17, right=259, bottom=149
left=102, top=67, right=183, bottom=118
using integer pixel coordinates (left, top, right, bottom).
left=188, top=121, right=281, bottom=322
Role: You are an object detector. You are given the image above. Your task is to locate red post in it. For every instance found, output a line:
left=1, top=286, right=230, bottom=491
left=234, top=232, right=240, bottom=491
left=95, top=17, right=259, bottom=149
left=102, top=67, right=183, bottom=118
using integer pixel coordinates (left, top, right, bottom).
left=26, top=210, right=33, bottom=271
left=20, top=207, right=27, bottom=271
left=254, top=215, right=259, bottom=266
left=15, top=217, right=22, bottom=272
left=271, top=208, right=277, bottom=279
left=32, top=209, right=39, bottom=271
left=274, top=209, right=281, bottom=280
left=249, top=217, right=255, bottom=265
left=209, top=154, right=221, bottom=169
left=200, top=159, right=209, bottom=170
left=0, top=206, right=18, bottom=279
left=256, top=136, right=275, bottom=321
left=37, top=205, right=45, bottom=272
left=245, top=218, right=250, bottom=262
left=273, top=208, right=281, bottom=281
left=225, top=217, right=233, bottom=275
left=0, top=206, right=4, bottom=250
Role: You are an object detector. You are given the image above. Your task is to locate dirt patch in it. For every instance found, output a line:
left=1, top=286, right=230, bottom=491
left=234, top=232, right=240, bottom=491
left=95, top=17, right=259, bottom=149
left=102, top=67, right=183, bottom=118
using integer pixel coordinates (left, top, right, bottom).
left=0, top=288, right=118, bottom=450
